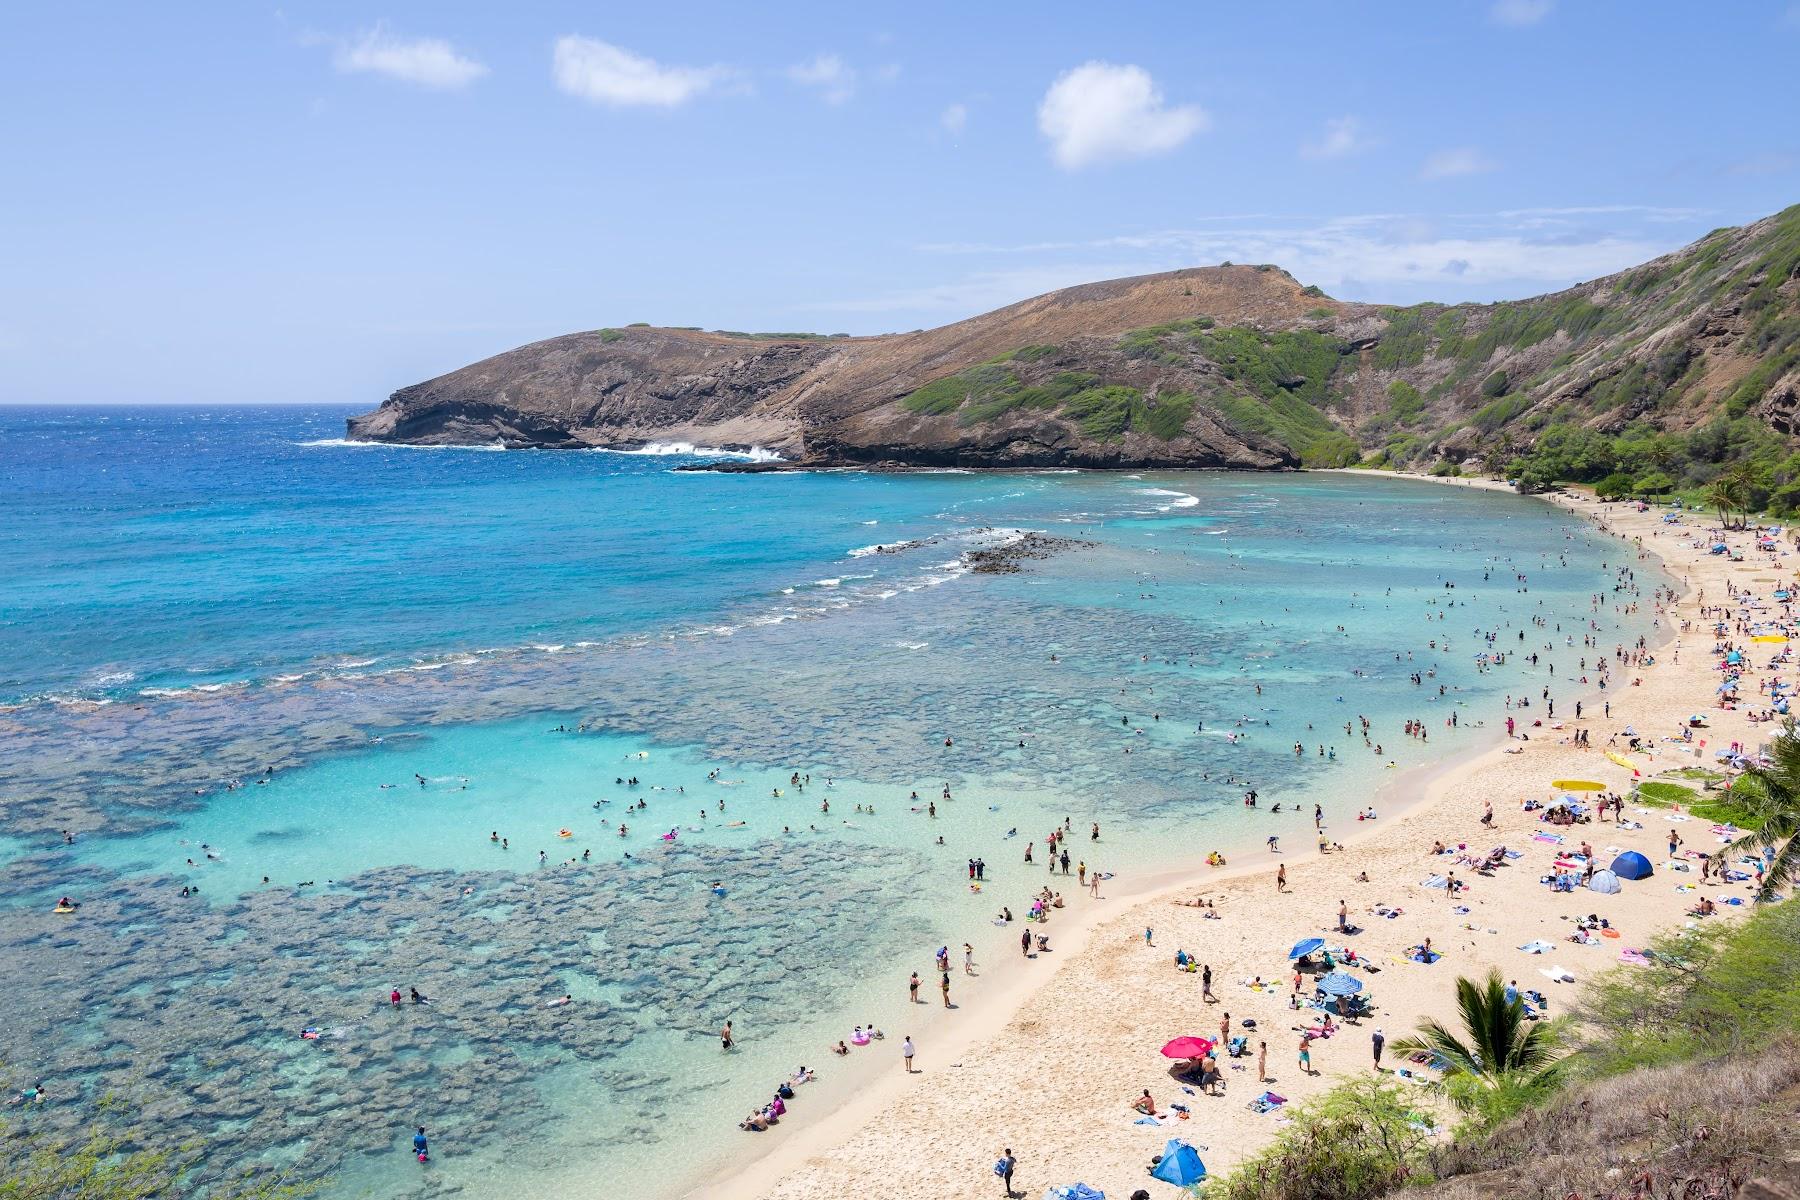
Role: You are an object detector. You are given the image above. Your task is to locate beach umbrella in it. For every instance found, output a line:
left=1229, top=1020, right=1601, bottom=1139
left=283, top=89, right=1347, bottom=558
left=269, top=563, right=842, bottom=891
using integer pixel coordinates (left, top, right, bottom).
left=1553, top=780, right=1606, bottom=791
left=1316, top=972, right=1363, bottom=996
left=1150, top=1140, right=1208, bottom=1187
left=1288, top=937, right=1325, bottom=960
left=1159, top=1036, right=1214, bottom=1059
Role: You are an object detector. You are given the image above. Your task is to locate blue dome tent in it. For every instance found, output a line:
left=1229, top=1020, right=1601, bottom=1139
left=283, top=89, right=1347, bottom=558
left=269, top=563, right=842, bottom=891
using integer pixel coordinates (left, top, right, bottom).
left=1150, top=1139, right=1207, bottom=1187
left=1610, top=850, right=1654, bottom=880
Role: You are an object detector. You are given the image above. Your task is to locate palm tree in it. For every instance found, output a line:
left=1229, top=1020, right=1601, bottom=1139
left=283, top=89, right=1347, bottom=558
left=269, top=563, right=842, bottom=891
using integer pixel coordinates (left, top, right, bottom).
left=1390, top=970, right=1560, bottom=1107
left=1713, top=720, right=1800, bottom=902
left=1708, top=474, right=1746, bottom=530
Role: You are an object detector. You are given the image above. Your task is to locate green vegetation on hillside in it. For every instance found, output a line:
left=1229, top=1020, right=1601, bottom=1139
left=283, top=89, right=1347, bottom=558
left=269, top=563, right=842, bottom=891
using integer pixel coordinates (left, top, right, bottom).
left=898, top=358, right=1195, bottom=442
left=1503, top=414, right=1800, bottom=518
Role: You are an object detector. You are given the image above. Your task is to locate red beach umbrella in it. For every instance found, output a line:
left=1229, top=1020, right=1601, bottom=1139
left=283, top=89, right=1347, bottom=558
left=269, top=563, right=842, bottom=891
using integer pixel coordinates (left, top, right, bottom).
left=1160, top=1036, right=1214, bottom=1059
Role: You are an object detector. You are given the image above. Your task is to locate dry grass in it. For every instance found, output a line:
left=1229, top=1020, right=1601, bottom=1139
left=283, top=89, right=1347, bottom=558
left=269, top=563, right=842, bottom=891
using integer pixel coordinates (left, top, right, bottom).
left=1413, top=1043, right=1800, bottom=1200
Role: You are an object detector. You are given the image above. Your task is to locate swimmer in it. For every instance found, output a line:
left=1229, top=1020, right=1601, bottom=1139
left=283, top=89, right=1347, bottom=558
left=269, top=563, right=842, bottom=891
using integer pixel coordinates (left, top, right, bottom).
left=545, top=994, right=573, bottom=1008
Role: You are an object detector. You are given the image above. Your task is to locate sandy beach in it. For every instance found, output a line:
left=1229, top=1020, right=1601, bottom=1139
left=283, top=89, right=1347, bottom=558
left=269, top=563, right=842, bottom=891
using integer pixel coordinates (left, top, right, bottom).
left=699, top=475, right=1783, bottom=1200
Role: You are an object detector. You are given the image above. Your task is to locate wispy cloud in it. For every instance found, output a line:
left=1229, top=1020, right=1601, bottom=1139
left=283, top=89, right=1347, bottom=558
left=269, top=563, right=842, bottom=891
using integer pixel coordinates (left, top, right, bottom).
left=552, top=36, right=734, bottom=107
left=1490, top=0, right=1554, bottom=26
left=941, top=103, right=968, bottom=135
left=1300, top=115, right=1375, bottom=161
left=786, top=53, right=856, bottom=104
left=329, top=25, right=487, bottom=89
left=1037, top=62, right=1208, bottom=170
left=1419, top=147, right=1499, bottom=180
left=814, top=207, right=1706, bottom=316
left=1725, top=150, right=1799, bottom=177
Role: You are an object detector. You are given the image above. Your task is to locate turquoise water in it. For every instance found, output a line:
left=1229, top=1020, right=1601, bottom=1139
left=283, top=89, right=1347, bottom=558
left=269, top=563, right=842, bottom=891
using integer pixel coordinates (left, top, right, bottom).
left=0, top=406, right=1654, bottom=1198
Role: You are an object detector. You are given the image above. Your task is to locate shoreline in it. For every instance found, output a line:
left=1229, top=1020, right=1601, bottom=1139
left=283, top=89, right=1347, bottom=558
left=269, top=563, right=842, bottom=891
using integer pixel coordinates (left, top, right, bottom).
left=703, top=473, right=1770, bottom=1199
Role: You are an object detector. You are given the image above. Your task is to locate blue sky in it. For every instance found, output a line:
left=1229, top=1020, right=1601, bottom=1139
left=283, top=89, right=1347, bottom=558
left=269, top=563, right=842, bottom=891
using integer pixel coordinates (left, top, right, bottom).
left=4, top=2, right=1798, bottom=404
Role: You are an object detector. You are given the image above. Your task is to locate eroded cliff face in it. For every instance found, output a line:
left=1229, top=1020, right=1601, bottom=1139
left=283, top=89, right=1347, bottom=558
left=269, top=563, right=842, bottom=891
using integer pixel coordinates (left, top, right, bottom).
left=346, top=265, right=1338, bottom=466
left=348, top=205, right=1800, bottom=469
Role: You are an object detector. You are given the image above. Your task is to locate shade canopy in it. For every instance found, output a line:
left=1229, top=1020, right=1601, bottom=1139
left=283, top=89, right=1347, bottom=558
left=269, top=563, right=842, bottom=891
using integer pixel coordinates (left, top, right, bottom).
left=1288, top=937, right=1325, bottom=960
left=1160, top=1036, right=1214, bottom=1059
left=1316, top=972, right=1364, bottom=996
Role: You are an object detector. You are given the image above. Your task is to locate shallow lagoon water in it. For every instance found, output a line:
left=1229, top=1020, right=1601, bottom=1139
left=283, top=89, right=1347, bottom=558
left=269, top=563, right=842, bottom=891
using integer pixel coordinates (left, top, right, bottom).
left=0, top=407, right=1655, bottom=1197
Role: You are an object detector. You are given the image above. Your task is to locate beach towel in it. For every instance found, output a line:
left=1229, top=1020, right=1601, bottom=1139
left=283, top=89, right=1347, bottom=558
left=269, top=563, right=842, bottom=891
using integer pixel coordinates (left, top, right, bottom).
left=1539, top=966, right=1576, bottom=983
left=1421, top=875, right=1448, bottom=889
left=1248, top=1092, right=1287, bottom=1114
left=1620, top=949, right=1650, bottom=965
left=1518, top=940, right=1555, bottom=954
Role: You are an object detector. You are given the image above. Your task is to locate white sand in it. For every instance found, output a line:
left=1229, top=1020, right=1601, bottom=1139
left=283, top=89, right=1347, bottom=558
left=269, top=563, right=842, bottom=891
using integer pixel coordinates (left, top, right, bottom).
left=696, top=479, right=1782, bottom=1199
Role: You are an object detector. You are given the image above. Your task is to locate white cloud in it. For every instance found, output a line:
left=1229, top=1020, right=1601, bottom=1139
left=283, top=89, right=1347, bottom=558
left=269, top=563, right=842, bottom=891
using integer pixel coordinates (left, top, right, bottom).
left=552, top=36, right=730, bottom=107
left=1490, top=0, right=1554, bottom=26
left=332, top=25, right=487, bottom=89
left=941, top=103, right=968, bottom=135
left=1419, top=147, right=1499, bottom=180
left=786, top=53, right=856, bottom=104
left=1300, top=115, right=1374, bottom=160
left=1037, top=62, right=1208, bottom=170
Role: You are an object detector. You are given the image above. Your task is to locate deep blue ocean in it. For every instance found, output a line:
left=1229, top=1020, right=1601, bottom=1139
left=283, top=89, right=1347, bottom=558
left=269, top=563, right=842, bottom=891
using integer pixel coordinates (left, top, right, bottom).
left=0, top=405, right=1650, bottom=1199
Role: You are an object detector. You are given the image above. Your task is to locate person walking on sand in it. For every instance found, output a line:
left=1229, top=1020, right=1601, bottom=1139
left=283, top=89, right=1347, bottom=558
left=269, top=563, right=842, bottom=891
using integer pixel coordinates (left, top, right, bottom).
left=910, top=971, right=921, bottom=1003
left=902, top=1036, right=915, bottom=1072
left=1669, top=829, right=1683, bottom=859
left=1298, top=1031, right=1314, bottom=1075
left=1371, top=1027, right=1385, bottom=1071
left=997, top=1147, right=1017, bottom=1197
left=1220, top=1012, right=1230, bottom=1045
left=1276, top=863, right=1288, bottom=892
left=941, top=972, right=952, bottom=1008
left=1257, top=1040, right=1268, bottom=1082
left=1337, top=898, right=1349, bottom=932
left=964, top=943, right=975, bottom=975
left=1201, top=963, right=1214, bottom=1001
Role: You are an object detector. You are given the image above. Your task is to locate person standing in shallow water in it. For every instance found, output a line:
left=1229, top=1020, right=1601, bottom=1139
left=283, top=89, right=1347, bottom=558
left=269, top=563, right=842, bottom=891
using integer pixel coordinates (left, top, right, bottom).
left=412, top=1126, right=429, bottom=1163
left=909, top=971, right=921, bottom=1003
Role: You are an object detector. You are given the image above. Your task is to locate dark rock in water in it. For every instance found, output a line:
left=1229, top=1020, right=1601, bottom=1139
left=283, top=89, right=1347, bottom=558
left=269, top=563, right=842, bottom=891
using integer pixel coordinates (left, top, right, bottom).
left=966, top=533, right=1092, bottom=575
left=670, top=461, right=793, bottom=474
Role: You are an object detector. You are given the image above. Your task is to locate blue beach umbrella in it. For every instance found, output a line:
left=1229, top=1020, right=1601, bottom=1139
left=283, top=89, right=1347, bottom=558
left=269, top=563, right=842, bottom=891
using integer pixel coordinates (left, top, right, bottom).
left=1288, top=937, right=1325, bottom=960
left=1316, top=971, right=1364, bottom=996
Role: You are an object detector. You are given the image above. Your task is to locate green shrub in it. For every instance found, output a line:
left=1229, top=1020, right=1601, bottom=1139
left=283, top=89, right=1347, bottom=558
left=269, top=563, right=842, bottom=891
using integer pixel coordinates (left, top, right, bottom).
left=1573, top=899, right=1800, bottom=1077
left=1594, top=471, right=1635, bottom=500
left=1211, top=1076, right=1436, bottom=1200
left=598, top=328, right=624, bottom=343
